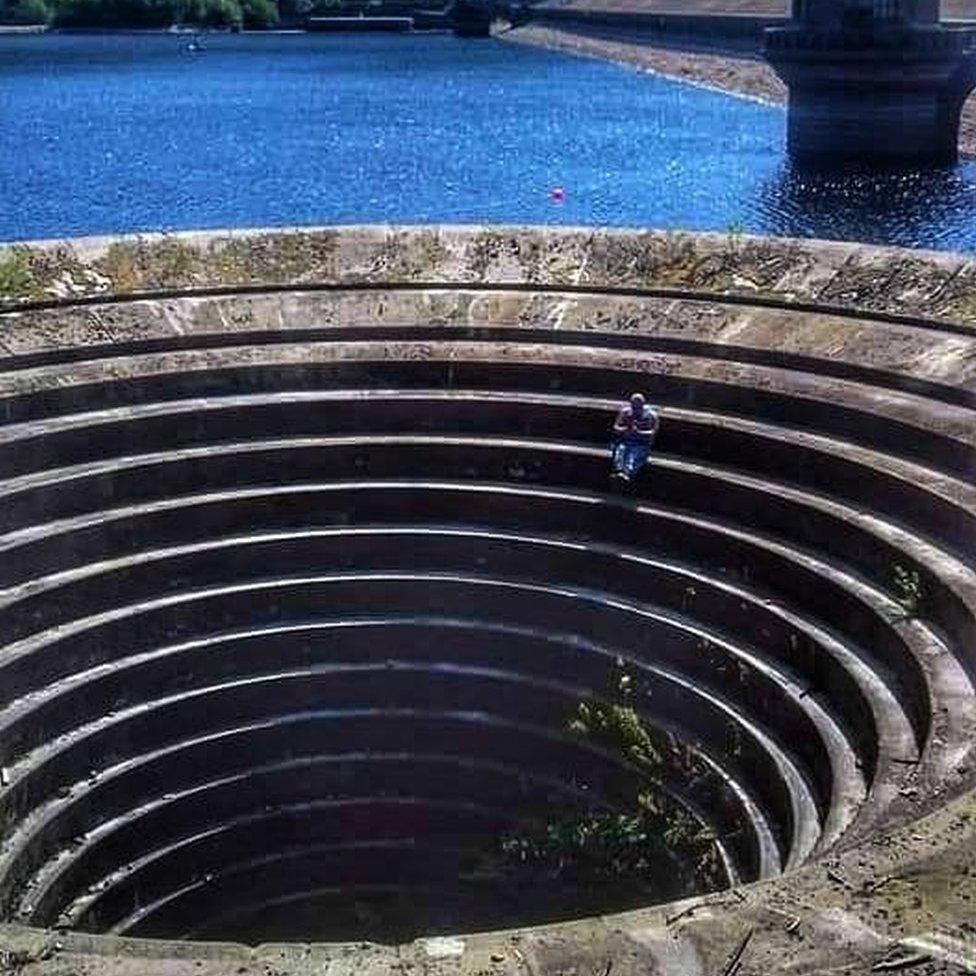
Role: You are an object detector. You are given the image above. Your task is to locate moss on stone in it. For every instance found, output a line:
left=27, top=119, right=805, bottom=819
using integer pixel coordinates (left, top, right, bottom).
left=215, top=232, right=339, bottom=285
left=0, top=250, right=34, bottom=301
left=100, top=241, right=143, bottom=293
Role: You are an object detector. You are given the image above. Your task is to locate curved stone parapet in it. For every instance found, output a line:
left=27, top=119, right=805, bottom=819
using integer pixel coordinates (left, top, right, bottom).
left=0, top=226, right=974, bottom=975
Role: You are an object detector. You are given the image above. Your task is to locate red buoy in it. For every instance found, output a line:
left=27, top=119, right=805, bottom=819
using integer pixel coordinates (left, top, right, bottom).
left=549, top=186, right=566, bottom=203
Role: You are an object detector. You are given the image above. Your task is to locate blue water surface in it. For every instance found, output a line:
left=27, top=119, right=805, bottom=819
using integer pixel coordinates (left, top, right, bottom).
left=2, top=32, right=976, bottom=249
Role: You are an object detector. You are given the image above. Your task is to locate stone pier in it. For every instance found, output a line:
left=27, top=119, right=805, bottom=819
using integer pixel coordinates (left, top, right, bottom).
left=764, top=0, right=976, bottom=164
left=449, top=0, right=493, bottom=36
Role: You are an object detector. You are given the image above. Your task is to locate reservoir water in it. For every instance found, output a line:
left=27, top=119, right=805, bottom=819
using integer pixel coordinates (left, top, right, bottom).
left=2, top=32, right=976, bottom=250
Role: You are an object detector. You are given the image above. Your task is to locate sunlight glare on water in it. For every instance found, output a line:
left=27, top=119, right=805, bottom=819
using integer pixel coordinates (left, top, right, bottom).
left=2, top=32, right=976, bottom=249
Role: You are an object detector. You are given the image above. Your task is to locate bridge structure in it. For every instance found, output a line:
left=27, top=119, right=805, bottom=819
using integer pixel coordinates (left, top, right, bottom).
left=764, top=0, right=976, bottom=164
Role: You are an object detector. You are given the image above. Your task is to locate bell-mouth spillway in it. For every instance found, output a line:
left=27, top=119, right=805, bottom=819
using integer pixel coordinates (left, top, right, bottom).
left=0, top=225, right=974, bottom=974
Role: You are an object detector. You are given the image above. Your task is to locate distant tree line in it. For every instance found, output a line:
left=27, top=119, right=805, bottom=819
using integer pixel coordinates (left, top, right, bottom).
left=0, top=0, right=333, bottom=29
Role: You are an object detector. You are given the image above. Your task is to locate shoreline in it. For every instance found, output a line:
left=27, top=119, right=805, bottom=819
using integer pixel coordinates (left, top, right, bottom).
left=499, top=21, right=976, bottom=159
left=499, top=24, right=784, bottom=106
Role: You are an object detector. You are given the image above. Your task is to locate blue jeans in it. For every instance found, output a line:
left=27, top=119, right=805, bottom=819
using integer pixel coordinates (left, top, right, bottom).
left=611, top=439, right=650, bottom=479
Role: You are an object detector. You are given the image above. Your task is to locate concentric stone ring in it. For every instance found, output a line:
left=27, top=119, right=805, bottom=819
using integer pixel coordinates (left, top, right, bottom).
left=0, top=226, right=973, bottom=975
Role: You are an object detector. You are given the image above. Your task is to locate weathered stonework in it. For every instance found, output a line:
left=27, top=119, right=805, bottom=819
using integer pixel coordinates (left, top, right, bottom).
left=0, top=227, right=973, bottom=975
left=2, top=226, right=975, bottom=330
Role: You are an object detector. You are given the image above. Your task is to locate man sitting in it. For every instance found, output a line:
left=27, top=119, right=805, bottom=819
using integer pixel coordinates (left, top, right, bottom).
left=611, top=392, right=659, bottom=483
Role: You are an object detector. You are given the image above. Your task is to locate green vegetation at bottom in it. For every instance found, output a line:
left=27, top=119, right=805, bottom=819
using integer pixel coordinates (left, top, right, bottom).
left=497, top=667, right=724, bottom=900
